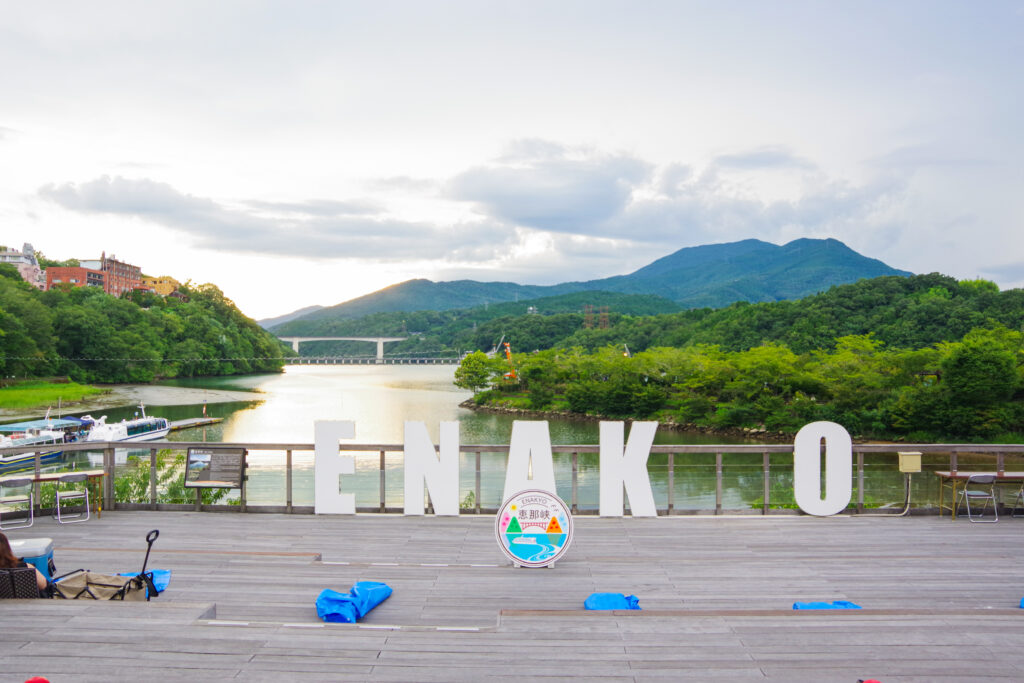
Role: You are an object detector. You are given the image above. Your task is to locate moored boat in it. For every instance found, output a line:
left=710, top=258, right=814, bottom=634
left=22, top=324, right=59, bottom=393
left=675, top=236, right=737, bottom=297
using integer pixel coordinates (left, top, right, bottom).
left=0, top=427, right=66, bottom=472
left=81, top=404, right=170, bottom=443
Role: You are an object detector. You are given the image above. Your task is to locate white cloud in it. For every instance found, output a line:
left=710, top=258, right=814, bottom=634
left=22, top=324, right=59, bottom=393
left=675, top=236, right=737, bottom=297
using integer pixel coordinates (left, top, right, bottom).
left=3, top=1, right=1021, bottom=317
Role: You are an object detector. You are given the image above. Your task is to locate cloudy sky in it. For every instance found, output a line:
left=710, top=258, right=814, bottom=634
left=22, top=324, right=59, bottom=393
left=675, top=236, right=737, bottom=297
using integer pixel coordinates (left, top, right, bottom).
left=2, top=1, right=1022, bottom=319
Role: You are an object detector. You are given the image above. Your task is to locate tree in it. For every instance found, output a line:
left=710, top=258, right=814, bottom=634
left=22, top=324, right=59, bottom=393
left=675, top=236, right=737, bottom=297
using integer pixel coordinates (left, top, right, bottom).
left=454, top=351, right=495, bottom=393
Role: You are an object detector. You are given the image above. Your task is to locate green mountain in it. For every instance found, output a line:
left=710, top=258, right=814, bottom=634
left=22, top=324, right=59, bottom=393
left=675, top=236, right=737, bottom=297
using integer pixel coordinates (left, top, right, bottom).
left=267, top=238, right=911, bottom=331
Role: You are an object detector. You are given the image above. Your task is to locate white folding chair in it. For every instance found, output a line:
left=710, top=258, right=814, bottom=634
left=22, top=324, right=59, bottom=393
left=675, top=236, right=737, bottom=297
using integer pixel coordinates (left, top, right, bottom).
left=0, top=477, right=34, bottom=530
left=1011, top=483, right=1024, bottom=518
left=957, top=474, right=998, bottom=523
left=55, top=473, right=90, bottom=524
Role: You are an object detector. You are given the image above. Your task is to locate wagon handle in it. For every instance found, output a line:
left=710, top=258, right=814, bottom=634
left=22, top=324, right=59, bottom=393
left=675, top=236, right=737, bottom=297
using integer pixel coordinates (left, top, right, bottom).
left=141, top=529, right=159, bottom=574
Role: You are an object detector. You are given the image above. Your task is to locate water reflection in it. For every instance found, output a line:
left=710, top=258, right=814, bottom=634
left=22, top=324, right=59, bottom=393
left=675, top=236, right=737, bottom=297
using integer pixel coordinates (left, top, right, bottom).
left=40, top=365, right=975, bottom=511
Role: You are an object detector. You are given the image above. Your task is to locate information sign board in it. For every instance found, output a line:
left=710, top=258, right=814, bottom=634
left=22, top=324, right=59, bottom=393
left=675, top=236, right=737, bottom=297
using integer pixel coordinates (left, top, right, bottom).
left=495, top=489, right=573, bottom=568
left=184, top=447, right=247, bottom=488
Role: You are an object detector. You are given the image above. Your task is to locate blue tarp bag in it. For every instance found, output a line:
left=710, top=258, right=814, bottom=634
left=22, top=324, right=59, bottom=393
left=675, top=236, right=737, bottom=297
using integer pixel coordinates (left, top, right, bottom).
left=118, top=569, right=171, bottom=593
left=792, top=600, right=861, bottom=610
left=584, top=593, right=641, bottom=610
left=316, top=581, right=393, bottom=623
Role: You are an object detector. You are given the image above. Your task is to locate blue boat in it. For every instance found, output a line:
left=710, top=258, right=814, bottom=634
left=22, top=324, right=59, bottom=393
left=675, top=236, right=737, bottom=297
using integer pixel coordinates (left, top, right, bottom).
left=0, top=416, right=88, bottom=473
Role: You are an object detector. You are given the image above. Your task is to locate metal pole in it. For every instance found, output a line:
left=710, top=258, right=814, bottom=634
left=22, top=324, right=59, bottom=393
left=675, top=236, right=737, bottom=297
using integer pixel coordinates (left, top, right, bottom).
left=857, top=452, right=864, bottom=513
left=379, top=449, right=386, bottom=513
left=715, top=452, right=723, bottom=515
left=286, top=449, right=293, bottom=513
left=762, top=452, right=770, bottom=515
left=104, top=447, right=115, bottom=511
left=149, top=448, right=157, bottom=510
left=475, top=451, right=481, bottom=514
left=571, top=451, right=579, bottom=514
left=667, top=452, right=674, bottom=515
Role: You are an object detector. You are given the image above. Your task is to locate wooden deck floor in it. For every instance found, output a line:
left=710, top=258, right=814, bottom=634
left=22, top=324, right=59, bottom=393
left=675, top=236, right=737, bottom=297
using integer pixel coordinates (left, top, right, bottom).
left=3, top=511, right=1024, bottom=681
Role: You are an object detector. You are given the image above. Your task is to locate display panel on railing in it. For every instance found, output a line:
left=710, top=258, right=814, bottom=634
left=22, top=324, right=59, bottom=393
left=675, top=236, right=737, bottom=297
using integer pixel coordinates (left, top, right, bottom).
left=184, top=447, right=247, bottom=488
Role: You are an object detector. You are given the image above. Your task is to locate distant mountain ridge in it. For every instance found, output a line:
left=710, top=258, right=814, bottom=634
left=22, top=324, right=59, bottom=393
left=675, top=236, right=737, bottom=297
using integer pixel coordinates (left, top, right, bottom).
left=266, top=238, right=912, bottom=330
left=257, top=305, right=325, bottom=329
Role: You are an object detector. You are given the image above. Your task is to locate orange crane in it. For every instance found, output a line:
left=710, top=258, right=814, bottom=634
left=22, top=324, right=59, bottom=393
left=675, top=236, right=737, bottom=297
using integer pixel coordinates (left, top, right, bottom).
left=502, top=341, right=517, bottom=379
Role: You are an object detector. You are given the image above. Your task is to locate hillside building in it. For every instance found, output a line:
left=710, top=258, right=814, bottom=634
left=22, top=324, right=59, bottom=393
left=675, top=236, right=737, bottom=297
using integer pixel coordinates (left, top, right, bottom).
left=0, top=242, right=45, bottom=289
left=80, top=252, right=142, bottom=297
left=46, top=266, right=106, bottom=290
left=141, top=275, right=181, bottom=297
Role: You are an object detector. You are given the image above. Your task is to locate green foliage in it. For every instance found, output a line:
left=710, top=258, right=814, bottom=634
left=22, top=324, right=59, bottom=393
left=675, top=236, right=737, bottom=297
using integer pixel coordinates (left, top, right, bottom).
left=0, top=276, right=288, bottom=382
left=453, top=351, right=497, bottom=393
left=466, top=324, right=1024, bottom=442
left=278, top=272, right=1024, bottom=362
left=114, top=452, right=229, bottom=504
left=0, top=380, right=104, bottom=410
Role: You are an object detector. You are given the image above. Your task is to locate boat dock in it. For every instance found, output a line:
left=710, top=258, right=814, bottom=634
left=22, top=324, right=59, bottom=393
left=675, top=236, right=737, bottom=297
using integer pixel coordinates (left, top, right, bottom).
left=168, top=417, right=224, bottom=431
left=3, top=512, right=1024, bottom=680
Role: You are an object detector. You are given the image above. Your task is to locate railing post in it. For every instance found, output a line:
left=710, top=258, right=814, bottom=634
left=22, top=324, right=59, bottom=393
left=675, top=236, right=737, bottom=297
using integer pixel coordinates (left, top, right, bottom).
left=33, top=451, right=42, bottom=514
left=379, top=449, right=386, bottom=513
left=571, top=451, right=579, bottom=514
left=475, top=451, right=481, bottom=514
left=762, top=452, right=770, bottom=515
left=103, top=446, right=115, bottom=511
left=149, top=448, right=158, bottom=510
left=857, top=452, right=864, bottom=513
left=667, top=452, right=674, bottom=515
left=951, top=452, right=958, bottom=474
left=715, top=452, right=723, bottom=515
left=286, top=449, right=293, bottom=513
left=997, top=452, right=1005, bottom=474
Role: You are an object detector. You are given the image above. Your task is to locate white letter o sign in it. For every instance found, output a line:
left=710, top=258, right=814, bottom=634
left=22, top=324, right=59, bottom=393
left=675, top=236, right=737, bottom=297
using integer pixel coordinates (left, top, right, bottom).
left=793, top=421, right=852, bottom=516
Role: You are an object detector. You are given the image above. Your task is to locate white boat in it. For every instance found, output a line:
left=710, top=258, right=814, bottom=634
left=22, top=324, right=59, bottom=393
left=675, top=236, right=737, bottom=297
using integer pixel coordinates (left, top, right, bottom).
left=82, top=405, right=170, bottom=443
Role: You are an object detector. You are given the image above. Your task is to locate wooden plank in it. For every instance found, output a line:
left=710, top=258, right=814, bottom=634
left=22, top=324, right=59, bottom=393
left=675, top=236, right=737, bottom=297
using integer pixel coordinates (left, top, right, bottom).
left=3, top=512, right=1024, bottom=679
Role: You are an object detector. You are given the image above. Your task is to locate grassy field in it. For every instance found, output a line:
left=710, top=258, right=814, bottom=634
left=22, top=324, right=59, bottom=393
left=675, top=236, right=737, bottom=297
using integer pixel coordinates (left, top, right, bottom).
left=0, top=380, right=106, bottom=412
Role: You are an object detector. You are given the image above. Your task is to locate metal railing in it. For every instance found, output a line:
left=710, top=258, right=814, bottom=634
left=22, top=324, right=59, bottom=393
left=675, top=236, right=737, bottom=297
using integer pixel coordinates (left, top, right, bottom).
left=5, top=441, right=1024, bottom=515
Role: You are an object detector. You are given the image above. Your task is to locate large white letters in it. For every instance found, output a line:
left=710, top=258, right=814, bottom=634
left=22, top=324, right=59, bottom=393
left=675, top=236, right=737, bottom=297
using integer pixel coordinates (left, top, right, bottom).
left=599, top=421, right=658, bottom=517
left=793, top=421, right=852, bottom=516
left=314, top=420, right=356, bottom=514
left=404, top=421, right=460, bottom=516
left=502, top=421, right=557, bottom=502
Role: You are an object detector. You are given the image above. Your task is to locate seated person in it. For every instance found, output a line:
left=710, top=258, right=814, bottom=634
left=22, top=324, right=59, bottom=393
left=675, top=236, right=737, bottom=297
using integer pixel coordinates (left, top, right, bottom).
left=0, top=531, right=48, bottom=593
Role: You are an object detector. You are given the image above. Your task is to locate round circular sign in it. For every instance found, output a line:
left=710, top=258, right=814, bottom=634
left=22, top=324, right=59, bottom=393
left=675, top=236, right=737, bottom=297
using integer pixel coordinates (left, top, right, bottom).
left=494, top=489, right=574, bottom=568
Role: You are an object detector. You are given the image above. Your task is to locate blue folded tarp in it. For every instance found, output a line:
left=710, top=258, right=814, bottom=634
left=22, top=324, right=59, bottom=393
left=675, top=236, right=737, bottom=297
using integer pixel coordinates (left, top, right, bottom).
left=584, top=593, right=641, bottom=610
left=792, top=600, right=861, bottom=610
left=316, top=581, right=393, bottom=623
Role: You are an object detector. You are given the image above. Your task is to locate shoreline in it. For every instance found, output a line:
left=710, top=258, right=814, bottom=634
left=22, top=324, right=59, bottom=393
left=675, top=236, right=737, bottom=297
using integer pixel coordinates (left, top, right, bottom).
left=0, top=384, right=262, bottom=422
left=458, top=398, right=795, bottom=443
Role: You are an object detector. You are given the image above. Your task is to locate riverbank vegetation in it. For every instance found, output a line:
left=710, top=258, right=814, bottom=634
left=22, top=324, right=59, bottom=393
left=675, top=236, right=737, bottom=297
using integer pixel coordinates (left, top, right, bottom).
left=0, top=380, right=106, bottom=411
left=455, top=275, right=1024, bottom=442
left=0, top=265, right=289, bottom=383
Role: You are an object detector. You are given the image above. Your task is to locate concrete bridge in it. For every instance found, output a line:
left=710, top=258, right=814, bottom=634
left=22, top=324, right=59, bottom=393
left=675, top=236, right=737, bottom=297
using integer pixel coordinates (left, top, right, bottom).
left=276, top=336, right=407, bottom=361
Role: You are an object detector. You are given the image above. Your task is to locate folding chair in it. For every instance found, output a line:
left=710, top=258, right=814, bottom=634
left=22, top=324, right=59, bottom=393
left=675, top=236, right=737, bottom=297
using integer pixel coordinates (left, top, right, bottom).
left=956, top=474, right=998, bottom=522
left=1011, top=483, right=1024, bottom=518
left=0, top=566, right=43, bottom=599
left=55, top=473, right=90, bottom=524
left=0, top=477, right=34, bottom=530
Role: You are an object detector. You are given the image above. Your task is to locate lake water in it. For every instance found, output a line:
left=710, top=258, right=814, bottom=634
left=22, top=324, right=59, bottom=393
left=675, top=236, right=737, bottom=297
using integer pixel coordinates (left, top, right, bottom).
left=58, top=365, right=947, bottom=510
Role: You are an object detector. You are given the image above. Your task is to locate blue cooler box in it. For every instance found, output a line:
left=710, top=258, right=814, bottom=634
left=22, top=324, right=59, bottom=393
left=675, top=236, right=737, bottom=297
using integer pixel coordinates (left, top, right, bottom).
left=10, top=537, right=55, bottom=580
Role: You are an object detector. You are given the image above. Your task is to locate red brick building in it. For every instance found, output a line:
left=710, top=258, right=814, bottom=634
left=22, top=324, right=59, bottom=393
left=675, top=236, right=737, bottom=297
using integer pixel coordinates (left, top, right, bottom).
left=45, top=266, right=106, bottom=290
left=80, top=252, right=142, bottom=297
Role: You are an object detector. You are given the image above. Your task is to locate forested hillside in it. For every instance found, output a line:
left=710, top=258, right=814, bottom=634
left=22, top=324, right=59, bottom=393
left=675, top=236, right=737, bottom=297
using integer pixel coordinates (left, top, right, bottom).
left=0, top=265, right=288, bottom=382
left=275, top=273, right=1024, bottom=360
left=271, top=291, right=680, bottom=357
left=268, top=237, right=911, bottom=328
left=456, top=274, right=1024, bottom=442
